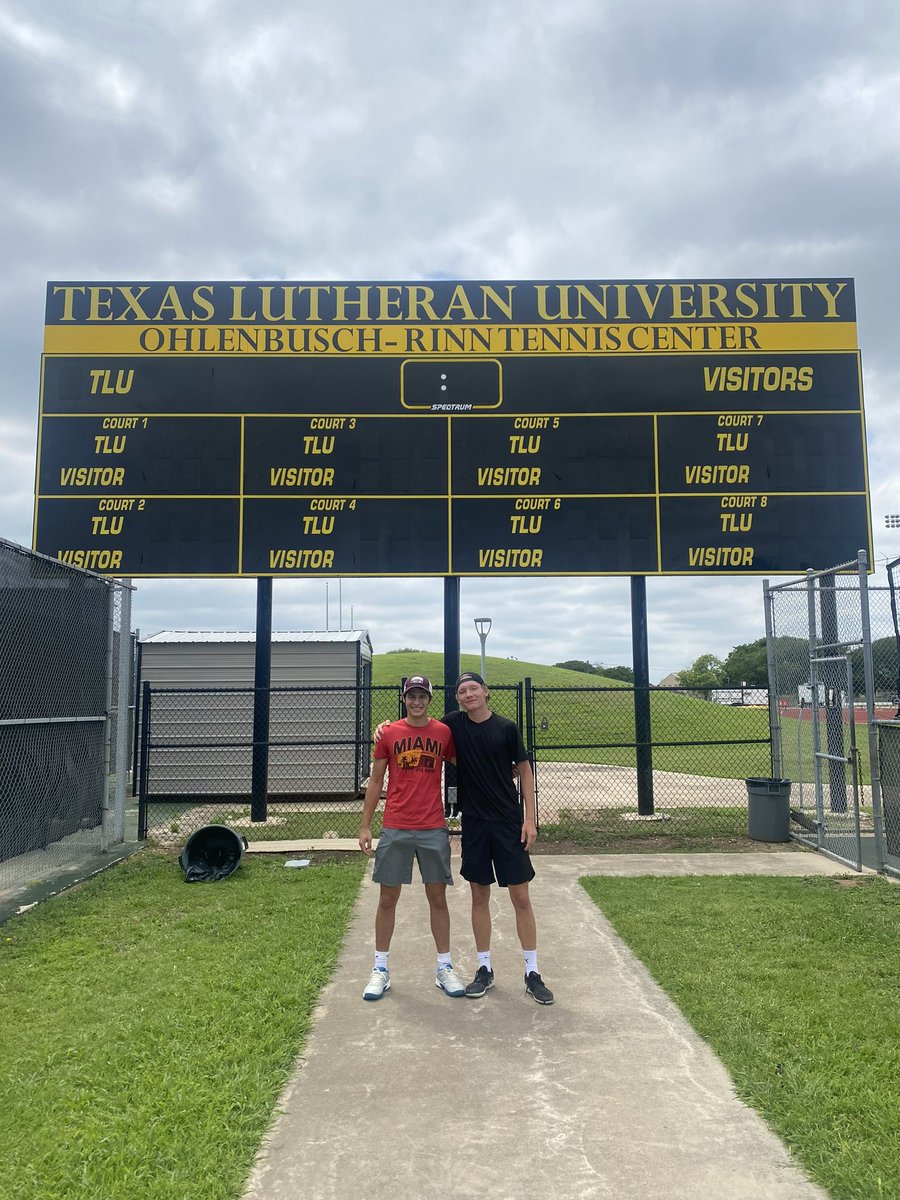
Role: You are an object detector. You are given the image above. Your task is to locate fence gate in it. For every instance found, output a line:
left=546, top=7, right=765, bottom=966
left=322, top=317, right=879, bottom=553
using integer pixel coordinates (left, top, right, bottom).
left=765, top=551, right=899, bottom=876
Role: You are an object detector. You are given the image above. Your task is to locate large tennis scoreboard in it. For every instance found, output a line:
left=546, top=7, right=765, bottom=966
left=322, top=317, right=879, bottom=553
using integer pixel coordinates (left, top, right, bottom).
left=33, top=278, right=871, bottom=577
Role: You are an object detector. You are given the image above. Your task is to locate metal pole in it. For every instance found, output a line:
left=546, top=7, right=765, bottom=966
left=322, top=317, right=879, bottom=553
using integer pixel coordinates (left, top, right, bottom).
left=474, top=617, right=492, bottom=681
left=101, top=582, right=116, bottom=852
left=820, top=572, right=848, bottom=812
left=807, top=569, right=825, bottom=848
left=137, top=680, right=152, bottom=840
left=443, top=577, right=460, bottom=819
left=113, top=580, right=132, bottom=843
left=251, top=577, right=273, bottom=822
left=630, top=576, right=654, bottom=815
left=762, top=578, right=782, bottom=778
left=858, top=550, right=885, bottom=871
left=524, top=675, right=538, bottom=830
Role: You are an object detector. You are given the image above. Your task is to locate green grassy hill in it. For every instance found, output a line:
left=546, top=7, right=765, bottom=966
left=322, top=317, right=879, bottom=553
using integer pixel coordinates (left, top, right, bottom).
left=372, top=650, right=628, bottom=690
left=372, top=651, right=772, bottom=779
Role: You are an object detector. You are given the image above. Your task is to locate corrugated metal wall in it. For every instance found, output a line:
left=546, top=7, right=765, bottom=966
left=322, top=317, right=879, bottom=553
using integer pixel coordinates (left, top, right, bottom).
left=138, top=637, right=371, bottom=795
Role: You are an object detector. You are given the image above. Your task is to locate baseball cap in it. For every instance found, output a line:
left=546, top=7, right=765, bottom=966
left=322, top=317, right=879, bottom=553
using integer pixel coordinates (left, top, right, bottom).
left=402, top=674, right=433, bottom=697
left=456, top=671, right=486, bottom=688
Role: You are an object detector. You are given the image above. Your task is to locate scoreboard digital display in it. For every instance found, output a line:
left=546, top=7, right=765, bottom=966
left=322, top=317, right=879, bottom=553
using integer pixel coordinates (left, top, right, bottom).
left=33, top=279, right=872, bottom=577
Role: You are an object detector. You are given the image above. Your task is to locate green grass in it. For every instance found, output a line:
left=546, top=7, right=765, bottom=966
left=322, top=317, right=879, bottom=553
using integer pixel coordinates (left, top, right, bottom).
left=539, top=805, right=750, bottom=847
left=0, top=851, right=365, bottom=1200
left=376, top=651, right=771, bottom=779
left=580, top=874, right=900, bottom=1199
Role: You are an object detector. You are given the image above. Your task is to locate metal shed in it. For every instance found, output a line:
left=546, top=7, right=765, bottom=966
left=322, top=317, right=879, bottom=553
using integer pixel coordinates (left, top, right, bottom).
left=137, top=630, right=373, bottom=797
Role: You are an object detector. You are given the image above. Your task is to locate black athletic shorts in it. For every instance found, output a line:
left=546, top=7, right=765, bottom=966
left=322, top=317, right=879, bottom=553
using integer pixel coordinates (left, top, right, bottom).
left=460, top=812, right=536, bottom=888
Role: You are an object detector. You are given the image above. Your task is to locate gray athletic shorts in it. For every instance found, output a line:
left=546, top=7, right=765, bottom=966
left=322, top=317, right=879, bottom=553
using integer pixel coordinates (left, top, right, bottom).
left=372, top=826, right=453, bottom=886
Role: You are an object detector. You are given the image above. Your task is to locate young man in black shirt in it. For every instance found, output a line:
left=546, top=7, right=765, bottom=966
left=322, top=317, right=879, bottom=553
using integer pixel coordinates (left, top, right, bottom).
left=443, top=672, right=554, bottom=1005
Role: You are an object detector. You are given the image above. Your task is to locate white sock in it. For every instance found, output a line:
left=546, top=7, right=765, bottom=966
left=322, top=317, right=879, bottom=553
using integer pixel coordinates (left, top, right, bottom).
left=374, top=951, right=389, bottom=970
left=523, top=950, right=538, bottom=976
left=437, top=952, right=453, bottom=969
left=478, top=951, right=492, bottom=971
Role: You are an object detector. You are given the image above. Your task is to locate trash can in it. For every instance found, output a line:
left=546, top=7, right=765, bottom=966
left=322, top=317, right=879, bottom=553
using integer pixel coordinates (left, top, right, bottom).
left=745, top=778, right=792, bottom=842
left=179, top=824, right=248, bottom=882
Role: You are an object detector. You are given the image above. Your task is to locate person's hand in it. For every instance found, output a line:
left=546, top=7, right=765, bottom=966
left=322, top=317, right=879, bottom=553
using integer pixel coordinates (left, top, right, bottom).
left=373, top=721, right=388, bottom=744
left=359, top=825, right=373, bottom=855
left=521, top=819, right=537, bottom=852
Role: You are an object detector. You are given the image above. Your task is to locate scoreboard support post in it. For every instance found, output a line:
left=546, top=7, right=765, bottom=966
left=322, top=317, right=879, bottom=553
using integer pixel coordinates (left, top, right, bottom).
left=443, top=577, right=460, bottom=820
left=251, top=577, right=273, bottom=822
left=631, top=576, right=655, bottom=816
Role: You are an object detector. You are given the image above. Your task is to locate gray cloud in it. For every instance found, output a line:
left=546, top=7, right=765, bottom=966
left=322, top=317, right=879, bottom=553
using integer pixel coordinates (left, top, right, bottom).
left=2, top=0, right=899, bottom=679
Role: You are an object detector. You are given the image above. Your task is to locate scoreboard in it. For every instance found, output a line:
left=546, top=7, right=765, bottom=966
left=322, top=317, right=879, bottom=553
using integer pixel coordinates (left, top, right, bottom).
left=33, top=279, right=872, bottom=577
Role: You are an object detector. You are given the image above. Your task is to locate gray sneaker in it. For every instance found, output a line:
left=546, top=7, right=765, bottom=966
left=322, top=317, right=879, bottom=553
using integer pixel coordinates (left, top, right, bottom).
left=435, top=964, right=465, bottom=997
left=363, top=966, right=391, bottom=1000
left=465, top=966, right=495, bottom=998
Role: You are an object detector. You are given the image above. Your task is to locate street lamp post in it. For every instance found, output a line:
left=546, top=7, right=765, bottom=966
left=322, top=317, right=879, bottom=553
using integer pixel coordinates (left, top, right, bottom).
left=474, top=617, right=492, bottom=681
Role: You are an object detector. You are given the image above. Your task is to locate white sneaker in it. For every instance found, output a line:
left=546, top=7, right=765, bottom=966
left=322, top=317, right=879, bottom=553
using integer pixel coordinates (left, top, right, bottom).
left=363, top=966, right=390, bottom=1000
left=435, top=964, right=465, bottom=997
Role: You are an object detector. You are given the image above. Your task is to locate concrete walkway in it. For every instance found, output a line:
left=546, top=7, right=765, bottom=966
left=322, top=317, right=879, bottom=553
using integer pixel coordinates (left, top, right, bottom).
left=243, top=850, right=847, bottom=1200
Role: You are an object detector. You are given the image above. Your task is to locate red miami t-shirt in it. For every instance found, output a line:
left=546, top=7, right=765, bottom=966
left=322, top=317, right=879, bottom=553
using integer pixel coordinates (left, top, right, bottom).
left=374, top=717, right=456, bottom=830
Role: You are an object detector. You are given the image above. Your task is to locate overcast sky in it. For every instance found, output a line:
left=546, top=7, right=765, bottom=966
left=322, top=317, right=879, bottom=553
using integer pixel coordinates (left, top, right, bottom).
left=2, top=0, right=899, bottom=679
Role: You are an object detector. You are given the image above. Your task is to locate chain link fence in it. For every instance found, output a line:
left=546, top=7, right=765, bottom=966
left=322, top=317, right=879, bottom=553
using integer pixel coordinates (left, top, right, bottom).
left=138, top=674, right=768, bottom=849
left=139, top=683, right=402, bottom=845
left=765, top=552, right=899, bottom=875
left=0, top=538, right=134, bottom=894
left=529, top=683, right=771, bottom=846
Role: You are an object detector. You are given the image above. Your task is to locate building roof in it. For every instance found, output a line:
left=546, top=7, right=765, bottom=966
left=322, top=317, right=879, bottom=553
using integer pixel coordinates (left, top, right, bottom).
left=142, top=629, right=371, bottom=646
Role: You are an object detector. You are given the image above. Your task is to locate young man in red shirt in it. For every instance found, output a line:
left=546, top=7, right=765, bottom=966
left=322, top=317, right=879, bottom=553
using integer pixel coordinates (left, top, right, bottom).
left=358, top=675, right=464, bottom=1001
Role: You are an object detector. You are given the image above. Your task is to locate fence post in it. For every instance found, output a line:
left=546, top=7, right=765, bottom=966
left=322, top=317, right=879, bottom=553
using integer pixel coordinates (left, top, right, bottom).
left=762, top=578, right=781, bottom=778
left=858, top=550, right=886, bottom=870
left=112, top=581, right=132, bottom=843
left=523, top=677, right=537, bottom=829
left=806, top=569, right=825, bottom=848
left=820, top=572, right=848, bottom=813
left=137, top=681, right=152, bottom=840
left=100, top=581, right=116, bottom=852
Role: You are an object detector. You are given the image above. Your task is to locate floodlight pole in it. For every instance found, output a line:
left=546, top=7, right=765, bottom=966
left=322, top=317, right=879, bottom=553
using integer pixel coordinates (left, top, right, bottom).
left=474, top=617, right=492, bottom=681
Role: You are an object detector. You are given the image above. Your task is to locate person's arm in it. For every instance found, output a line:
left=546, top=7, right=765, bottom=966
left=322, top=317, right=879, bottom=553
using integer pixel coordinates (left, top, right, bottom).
left=516, top=758, right=537, bottom=850
left=359, top=756, right=388, bottom=854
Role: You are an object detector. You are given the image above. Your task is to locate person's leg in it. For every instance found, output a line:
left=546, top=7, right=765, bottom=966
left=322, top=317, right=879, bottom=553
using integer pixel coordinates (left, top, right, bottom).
left=470, top=881, right=493, bottom=952
left=507, top=880, right=554, bottom=1004
left=424, top=882, right=450, bottom=954
left=375, top=883, right=402, bottom=950
left=507, top=881, right=537, bottom=953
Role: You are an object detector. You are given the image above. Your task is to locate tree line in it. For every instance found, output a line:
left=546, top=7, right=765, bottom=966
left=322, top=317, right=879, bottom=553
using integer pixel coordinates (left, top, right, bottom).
left=677, top=636, right=900, bottom=697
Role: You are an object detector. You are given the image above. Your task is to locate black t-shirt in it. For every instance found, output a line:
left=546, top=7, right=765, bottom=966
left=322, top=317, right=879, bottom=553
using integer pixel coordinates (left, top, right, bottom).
left=443, top=710, right=528, bottom=823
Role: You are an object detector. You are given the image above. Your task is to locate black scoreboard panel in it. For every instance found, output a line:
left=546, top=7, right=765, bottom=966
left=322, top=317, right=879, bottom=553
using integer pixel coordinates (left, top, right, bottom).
left=242, top=417, right=447, bottom=496
left=242, top=498, right=449, bottom=575
left=38, top=415, right=241, bottom=496
left=39, top=351, right=862, bottom=416
left=34, top=277, right=872, bottom=577
left=37, top=497, right=240, bottom=574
